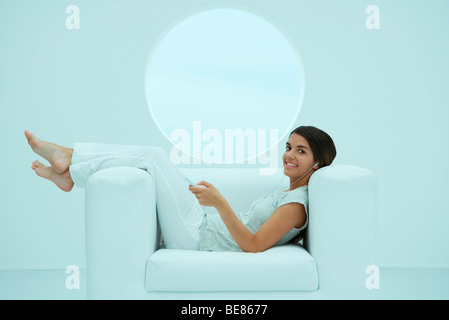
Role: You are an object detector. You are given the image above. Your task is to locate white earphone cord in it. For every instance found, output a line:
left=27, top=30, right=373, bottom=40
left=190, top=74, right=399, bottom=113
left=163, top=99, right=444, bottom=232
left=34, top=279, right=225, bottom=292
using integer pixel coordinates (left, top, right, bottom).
left=279, top=162, right=319, bottom=190
left=269, top=162, right=319, bottom=193
left=290, top=163, right=318, bottom=185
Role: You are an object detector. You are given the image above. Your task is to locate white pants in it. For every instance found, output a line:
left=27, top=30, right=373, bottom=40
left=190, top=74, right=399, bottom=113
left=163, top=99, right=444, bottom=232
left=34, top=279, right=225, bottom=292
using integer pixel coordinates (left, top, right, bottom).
left=69, top=143, right=204, bottom=250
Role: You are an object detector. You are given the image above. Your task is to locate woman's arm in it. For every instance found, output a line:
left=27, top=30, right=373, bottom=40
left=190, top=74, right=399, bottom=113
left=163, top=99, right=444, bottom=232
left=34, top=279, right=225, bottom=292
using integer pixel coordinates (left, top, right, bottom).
left=189, top=181, right=306, bottom=253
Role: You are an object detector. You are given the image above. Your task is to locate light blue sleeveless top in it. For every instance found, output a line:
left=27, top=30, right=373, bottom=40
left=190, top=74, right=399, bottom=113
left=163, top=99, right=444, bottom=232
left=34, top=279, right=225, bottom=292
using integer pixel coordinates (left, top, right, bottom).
left=198, top=186, right=309, bottom=252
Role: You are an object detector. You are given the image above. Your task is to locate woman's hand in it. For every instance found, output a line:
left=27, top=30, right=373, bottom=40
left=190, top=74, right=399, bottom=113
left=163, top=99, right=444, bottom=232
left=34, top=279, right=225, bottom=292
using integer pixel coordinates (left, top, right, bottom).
left=188, top=181, right=227, bottom=208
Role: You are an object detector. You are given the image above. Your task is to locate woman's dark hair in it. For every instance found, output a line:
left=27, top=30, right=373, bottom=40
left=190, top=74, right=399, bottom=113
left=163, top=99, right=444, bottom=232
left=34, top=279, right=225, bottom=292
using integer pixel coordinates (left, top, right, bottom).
left=288, top=125, right=337, bottom=244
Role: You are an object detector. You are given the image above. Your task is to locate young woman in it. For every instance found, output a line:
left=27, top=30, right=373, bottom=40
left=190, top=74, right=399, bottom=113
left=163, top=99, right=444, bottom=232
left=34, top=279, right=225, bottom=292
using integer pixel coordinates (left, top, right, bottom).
left=25, top=126, right=336, bottom=253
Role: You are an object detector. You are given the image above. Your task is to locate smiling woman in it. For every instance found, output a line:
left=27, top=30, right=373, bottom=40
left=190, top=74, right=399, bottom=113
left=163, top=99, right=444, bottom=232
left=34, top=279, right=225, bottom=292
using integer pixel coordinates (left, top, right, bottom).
left=282, top=126, right=337, bottom=243
left=194, top=126, right=336, bottom=251
left=25, top=125, right=336, bottom=253
left=285, top=126, right=337, bottom=188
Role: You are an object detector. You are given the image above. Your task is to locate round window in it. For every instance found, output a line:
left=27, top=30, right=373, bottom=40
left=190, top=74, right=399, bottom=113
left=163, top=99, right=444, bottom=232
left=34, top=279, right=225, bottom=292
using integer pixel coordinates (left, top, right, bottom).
left=145, top=8, right=304, bottom=166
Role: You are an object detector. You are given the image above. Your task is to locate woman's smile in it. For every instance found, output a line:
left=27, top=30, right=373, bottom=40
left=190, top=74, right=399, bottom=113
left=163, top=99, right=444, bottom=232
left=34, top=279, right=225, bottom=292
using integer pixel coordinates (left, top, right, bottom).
left=284, top=161, right=298, bottom=169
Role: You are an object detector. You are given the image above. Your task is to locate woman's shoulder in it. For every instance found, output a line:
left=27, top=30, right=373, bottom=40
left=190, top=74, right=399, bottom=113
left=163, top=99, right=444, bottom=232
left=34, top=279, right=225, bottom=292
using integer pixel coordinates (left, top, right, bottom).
left=281, top=185, right=308, bottom=196
left=275, top=185, right=309, bottom=209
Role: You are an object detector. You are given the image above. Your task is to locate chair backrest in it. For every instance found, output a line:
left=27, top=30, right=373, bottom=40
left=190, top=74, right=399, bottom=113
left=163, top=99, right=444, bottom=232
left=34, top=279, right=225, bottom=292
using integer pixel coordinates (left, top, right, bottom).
left=306, top=164, right=378, bottom=297
left=180, top=167, right=290, bottom=216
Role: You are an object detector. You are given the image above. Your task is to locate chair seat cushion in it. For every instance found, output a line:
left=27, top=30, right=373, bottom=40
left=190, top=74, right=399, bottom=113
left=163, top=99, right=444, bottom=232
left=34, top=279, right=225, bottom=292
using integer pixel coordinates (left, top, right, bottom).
left=145, top=244, right=318, bottom=292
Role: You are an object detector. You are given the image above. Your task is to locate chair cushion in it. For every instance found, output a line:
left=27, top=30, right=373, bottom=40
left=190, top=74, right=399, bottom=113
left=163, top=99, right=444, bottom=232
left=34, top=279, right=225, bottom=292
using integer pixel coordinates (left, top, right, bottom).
left=145, top=244, right=318, bottom=292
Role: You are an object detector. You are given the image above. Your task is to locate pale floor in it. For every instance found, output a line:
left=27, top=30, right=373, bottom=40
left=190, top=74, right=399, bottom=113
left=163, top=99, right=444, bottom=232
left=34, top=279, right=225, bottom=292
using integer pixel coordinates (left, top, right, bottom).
left=1, top=267, right=448, bottom=300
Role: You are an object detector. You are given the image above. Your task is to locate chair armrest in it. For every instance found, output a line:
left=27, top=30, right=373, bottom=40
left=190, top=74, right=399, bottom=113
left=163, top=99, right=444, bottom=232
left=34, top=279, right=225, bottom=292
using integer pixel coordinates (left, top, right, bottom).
left=85, top=167, right=158, bottom=299
left=307, top=164, right=379, bottom=299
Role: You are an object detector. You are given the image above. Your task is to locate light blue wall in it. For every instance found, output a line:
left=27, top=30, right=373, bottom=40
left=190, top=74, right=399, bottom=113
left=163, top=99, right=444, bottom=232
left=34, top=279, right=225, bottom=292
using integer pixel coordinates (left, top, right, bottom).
left=1, top=0, right=448, bottom=269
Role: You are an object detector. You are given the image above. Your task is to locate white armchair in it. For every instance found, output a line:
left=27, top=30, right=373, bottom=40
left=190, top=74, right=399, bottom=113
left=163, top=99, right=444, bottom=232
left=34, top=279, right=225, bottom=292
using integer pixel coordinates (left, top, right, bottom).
left=84, top=165, right=378, bottom=299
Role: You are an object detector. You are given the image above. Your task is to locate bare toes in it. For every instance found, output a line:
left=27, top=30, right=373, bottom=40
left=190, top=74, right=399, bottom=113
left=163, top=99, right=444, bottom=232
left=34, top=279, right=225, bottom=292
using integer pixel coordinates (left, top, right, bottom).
left=32, top=160, right=44, bottom=168
left=25, top=130, right=32, bottom=141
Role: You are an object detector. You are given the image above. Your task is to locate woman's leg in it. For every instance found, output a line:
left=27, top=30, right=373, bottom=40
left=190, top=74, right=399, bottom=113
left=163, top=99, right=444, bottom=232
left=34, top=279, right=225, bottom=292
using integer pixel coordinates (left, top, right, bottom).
left=25, top=130, right=73, bottom=173
left=26, top=130, right=74, bottom=192
left=31, top=160, right=74, bottom=192
left=68, top=142, right=204, bottom=250
left=25, top=130, right=204, bottom=250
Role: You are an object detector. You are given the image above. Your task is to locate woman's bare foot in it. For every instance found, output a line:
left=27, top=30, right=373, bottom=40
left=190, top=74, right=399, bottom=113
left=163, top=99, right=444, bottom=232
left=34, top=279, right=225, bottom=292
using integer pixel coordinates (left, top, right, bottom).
left=31, top=160, right=74, bottom=192
left=25, top=130, right=73, bottom=174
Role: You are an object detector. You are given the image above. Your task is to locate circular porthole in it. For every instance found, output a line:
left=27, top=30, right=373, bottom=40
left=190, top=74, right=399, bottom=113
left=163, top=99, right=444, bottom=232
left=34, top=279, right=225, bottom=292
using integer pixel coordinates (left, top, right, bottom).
left=145, top=8, right=304, bottom=165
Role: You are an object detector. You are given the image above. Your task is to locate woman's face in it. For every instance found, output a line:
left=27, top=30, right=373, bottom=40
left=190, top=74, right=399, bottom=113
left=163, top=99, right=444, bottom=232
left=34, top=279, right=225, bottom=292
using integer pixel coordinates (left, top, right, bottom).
left=283, top=133, right=317, bottom=184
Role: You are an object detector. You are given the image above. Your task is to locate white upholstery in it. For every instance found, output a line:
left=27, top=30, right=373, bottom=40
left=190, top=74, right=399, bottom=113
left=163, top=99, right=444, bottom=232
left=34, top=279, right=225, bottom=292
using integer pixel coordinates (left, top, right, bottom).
left=146, top=244, right=318, bottom=292
left=84, top=165, right=378, bottom=299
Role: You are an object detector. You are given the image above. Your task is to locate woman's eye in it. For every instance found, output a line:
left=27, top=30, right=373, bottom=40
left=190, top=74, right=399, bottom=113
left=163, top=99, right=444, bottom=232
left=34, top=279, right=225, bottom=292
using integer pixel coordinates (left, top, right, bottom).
left=285, top=146, right=291, bottom=151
